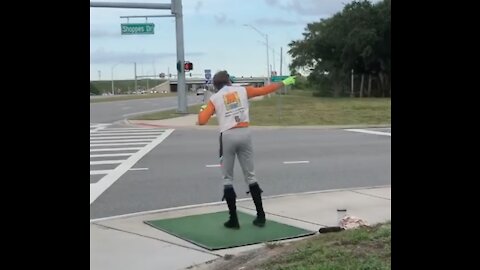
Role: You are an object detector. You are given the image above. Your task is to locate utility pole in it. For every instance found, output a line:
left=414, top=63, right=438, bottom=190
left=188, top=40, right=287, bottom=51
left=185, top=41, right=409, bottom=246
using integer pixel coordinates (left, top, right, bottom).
left=280, top=47, right=283, bottom=76
left=243, top=24, right=270, bottom=84
left=272, top=47, right=275, bottom=75
left=134, top=62, right=137, bottom=92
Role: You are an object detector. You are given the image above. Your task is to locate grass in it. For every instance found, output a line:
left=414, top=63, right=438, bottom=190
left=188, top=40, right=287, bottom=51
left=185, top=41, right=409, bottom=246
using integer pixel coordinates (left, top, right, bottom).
left=250, top=95, right=390, bottom=126
left=91, top=79, right=167, bottom=94
left=90, top=92, right=177, bottom=103
left=260, top=222, right=391, bottom=270
left=131, top=90, right=390, bottom=126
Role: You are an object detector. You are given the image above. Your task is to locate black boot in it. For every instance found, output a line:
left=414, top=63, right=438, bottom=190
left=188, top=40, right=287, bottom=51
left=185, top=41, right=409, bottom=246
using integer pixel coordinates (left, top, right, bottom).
left=222, top=186, right=240, bottom=229
left=249, top=183, right=266, bottom=227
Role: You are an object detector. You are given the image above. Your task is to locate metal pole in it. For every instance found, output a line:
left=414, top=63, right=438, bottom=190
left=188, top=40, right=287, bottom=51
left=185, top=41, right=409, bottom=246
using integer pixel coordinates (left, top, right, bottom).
left=111, top=64, right=118, bottom=95
left=243, top=24, right=270, bottom=84
left=134, top=62, right=137, bottom=92
left=111, top=68, right=114, bottom=95
left=266, top=34, right=270, bottom=83
left=272, top=47, right=275, bottom=75
left=172, top=0, right=187, bottom=113
left=120, top=14, right=175, bottom=18
left=90, top=2, right=171, bottom=9
left=153, top=60, right=156, bottom=80
left=280, top=47, right=283, bottom=76
left=279, top=84, right=282, bottom=121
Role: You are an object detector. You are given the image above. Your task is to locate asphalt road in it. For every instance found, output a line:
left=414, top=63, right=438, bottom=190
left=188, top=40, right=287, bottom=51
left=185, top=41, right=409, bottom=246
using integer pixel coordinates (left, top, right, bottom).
left=90, top=94, right=204, bottom=123
left=90, top=127, right=391, bottom=219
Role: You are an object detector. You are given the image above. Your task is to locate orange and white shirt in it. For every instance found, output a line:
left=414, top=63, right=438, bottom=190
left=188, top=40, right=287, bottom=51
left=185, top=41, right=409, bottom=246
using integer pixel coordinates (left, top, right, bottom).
left=198, top=83, right=283, bottom=133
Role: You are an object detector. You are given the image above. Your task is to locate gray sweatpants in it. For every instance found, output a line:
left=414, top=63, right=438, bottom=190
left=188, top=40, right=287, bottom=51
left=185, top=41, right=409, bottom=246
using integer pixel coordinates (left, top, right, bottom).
left=220, top=127, right=257, bottom=187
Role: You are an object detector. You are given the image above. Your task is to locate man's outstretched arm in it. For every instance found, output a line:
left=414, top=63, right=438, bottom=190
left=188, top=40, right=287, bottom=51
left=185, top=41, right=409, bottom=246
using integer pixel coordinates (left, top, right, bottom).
left=246, top=76, right=296, bottom=98
left=198, top=101, right=215, bottom=125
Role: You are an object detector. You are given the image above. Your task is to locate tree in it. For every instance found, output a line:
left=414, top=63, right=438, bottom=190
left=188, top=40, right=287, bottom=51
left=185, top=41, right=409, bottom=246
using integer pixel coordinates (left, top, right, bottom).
left=90, top=82, right=100, bottom=95
left=288, top=0, right=390, bottom=97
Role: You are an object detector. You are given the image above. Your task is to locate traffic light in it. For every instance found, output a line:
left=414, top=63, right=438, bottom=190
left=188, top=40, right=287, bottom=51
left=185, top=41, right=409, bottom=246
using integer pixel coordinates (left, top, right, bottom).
left=184, top=61, right=193, bottom=71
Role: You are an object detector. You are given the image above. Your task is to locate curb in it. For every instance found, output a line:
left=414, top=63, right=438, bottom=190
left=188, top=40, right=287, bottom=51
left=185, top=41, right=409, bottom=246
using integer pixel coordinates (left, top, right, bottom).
left=124, top=119, right=391, bottom=130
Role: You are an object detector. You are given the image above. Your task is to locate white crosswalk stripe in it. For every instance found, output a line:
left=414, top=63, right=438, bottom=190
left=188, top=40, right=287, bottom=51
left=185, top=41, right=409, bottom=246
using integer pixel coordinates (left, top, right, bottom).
left=344, top=128, right=391, bottom=136
left=90, top=124, right=175, bottom=204
left=90, top=160, right=123, bottom=165
left=90, top=123, right=110, bottom=133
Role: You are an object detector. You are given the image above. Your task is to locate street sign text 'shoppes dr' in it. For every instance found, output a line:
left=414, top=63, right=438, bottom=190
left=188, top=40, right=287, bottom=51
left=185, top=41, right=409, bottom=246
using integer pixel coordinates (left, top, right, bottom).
left=121, top=23, right=155, bottom=35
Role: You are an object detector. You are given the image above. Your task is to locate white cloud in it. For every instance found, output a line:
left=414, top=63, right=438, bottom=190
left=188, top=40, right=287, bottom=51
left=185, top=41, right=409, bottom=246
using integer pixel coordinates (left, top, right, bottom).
left=195, top=1, right=203, bottom=12
left=254, top=17, right=308, bottom=26
left=263, top=0, right=382, bottom=16
left=90, top=29, right=121, bottom=38
left=286, top=0, right=333, bottom=15
left=214, top=13, right=235, bottom=25
left=265, top=0, right=280, bottom=5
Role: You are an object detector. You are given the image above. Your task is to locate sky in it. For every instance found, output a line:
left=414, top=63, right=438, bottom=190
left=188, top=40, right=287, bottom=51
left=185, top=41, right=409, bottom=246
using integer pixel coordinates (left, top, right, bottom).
left=90, top=0, right=381, bottom=81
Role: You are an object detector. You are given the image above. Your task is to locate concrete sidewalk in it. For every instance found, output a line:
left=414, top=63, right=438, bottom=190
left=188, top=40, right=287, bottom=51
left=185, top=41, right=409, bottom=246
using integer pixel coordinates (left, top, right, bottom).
left=90, top=185, right=391, bottom=270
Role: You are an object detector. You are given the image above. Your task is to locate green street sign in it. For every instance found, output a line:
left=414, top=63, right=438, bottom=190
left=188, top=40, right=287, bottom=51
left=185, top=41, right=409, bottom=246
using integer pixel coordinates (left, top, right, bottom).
left=271, top=75, right=289, bottom=82
left=121, top=23, right=155, bottom=35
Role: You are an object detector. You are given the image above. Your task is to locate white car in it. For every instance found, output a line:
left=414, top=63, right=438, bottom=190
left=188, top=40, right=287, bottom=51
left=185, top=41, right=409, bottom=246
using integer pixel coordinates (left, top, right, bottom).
left=196, top=88, right=207, bottom=95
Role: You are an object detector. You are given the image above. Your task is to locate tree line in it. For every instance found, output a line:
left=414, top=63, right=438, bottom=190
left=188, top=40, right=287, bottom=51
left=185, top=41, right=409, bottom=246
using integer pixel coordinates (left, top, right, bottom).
left=288, top=0, right=390, bottom=97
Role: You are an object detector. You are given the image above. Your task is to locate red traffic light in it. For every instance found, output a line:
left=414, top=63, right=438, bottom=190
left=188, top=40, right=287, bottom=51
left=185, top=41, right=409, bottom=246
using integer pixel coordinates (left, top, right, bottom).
left=184, top=61, right=193, bottom=71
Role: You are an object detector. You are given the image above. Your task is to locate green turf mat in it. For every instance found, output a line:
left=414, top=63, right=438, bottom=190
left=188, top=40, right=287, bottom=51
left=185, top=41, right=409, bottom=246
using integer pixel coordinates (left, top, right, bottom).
left=144, top=211, right=315, bottom=250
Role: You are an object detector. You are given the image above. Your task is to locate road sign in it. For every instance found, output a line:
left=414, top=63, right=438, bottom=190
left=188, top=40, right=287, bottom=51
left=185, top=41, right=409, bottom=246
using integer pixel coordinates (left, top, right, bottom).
left=121, top=23, right=155, bottom=35
left=204, top=69, right=211, bottom=80
left=271, top=75, right=289, bottom=82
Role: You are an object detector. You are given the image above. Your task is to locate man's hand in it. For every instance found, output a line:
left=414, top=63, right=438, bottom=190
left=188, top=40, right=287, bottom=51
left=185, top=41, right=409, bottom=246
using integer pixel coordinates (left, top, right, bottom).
left=282, top=76, right=296, bottom=86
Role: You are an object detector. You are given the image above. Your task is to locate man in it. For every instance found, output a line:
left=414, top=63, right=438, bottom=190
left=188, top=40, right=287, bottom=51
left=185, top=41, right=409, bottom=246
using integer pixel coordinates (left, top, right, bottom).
left=197, top=71, right=296, bottom=229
